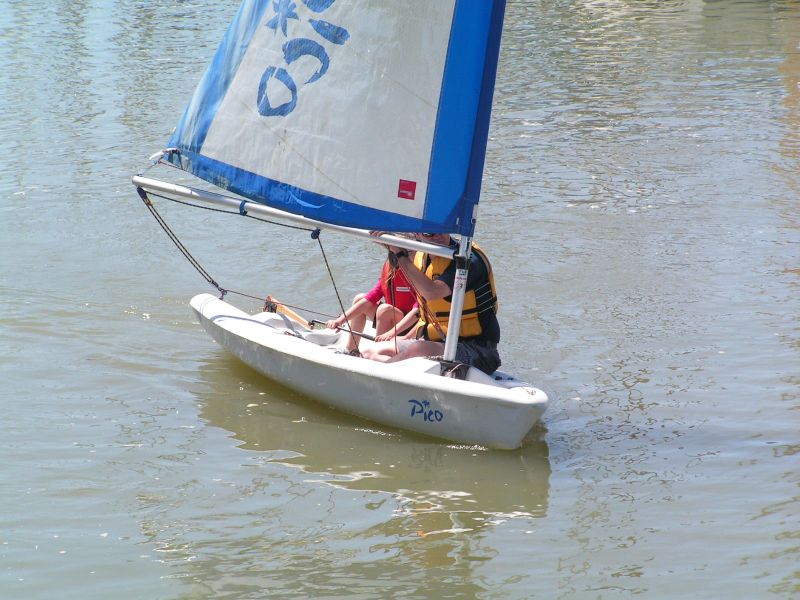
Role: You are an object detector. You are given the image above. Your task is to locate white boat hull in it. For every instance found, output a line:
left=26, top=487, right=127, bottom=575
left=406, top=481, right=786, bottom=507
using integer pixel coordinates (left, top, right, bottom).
left=190, top=293, right=547, bottom=449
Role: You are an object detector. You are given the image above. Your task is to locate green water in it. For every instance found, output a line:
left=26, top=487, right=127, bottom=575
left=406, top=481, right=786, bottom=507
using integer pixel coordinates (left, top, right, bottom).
left=1, top=1, right=798, bottom=598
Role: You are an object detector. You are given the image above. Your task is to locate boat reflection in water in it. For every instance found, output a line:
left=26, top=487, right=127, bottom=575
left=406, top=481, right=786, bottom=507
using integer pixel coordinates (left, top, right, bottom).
left=195, top=355, right=551, bottom=528
left=131, top=355, right=552, bottom=595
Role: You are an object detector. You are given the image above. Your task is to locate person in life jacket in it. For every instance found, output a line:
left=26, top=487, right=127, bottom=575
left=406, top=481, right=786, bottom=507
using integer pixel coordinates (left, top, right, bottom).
left=362, top=232, right=501, bottom=374
left=326, top=258, right=419, bottom=354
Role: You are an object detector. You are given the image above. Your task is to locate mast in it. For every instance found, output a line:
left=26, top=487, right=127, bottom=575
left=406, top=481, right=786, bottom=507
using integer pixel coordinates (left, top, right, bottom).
left=442, top=236, right=472, bottom=362
left=442, top=0, right=506, bottom=362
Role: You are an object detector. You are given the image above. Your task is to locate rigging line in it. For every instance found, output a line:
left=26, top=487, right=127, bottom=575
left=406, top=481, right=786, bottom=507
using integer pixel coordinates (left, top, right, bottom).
left=266, top=299, right=337, bottom=319
left=388, top=261, right=399, bottom=354
left=399, top=251, right=448, bottom=342
left=312, top=229, right=358, bottom=352
left=377, top=259, right=402, bottom=355
left=372, top=243, right=444, bottom=345
left=139, top=189, right=343, bottom=320
left=384, top=259, right=416, bottom=355
left=138, top=187, right=227, bottom=297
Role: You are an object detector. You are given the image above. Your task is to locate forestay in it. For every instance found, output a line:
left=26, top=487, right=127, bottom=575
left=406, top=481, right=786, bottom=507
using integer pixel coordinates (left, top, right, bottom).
left=165, top=0, right=506, bottom=236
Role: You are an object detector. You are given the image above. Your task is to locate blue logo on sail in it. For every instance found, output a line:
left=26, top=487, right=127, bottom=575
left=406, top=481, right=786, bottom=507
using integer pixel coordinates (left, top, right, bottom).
left=266, top=0, right=299, bottom=35
left=258, top=0, right=350, bottom=118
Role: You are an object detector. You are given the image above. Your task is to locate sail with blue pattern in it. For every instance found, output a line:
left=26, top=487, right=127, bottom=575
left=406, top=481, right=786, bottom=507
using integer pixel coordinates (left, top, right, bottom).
left=166, top=0, right=506, bottom=235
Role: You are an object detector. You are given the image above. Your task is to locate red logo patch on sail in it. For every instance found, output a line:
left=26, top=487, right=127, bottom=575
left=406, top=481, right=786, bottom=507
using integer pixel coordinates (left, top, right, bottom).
left=397, top=179, right=417, bottom=200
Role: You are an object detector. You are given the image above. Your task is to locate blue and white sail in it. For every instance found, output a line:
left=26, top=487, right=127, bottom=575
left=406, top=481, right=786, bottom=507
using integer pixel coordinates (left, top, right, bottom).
left=166, top=0, right=506, bottom=235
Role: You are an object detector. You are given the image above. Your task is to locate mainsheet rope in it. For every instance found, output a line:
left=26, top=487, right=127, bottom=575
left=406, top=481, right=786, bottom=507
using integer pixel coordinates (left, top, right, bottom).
left=137, top=187, right=353, bottom=323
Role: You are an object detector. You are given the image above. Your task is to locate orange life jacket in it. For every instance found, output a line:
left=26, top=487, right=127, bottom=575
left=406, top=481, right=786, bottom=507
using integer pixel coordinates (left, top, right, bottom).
left=412, top=243, right=497, bottom=341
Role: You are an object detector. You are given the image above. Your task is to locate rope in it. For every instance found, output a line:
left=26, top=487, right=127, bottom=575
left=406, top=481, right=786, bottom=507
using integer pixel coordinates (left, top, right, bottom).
left=384, top=259, right=417, bottom=355
left=387, top=262, right=400, bottom=354
left=137, top=187, right=337, bottom=319
left=138, top=187, right=227, bottom=298
left=401, top=252, right=448, bottom=342
left=311, top=228, right=358, bottom=350
left=137, top=183, right=437, bottom=354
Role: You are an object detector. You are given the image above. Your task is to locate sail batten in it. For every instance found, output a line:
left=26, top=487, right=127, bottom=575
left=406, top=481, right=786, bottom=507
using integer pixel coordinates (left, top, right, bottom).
left=166, top=0, right=505, bottom=235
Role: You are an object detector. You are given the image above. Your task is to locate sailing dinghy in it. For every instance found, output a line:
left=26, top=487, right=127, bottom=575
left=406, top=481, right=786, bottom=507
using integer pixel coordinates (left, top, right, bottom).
left=133, top=0, right=547, bottom=449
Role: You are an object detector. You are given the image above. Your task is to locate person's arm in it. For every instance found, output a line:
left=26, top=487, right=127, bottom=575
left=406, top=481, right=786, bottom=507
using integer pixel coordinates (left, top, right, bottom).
left=368, top=230, right=450, bottom=300
left=326, top=296, right=374, bottom=329
left=395, top=253, right=450, bottom=300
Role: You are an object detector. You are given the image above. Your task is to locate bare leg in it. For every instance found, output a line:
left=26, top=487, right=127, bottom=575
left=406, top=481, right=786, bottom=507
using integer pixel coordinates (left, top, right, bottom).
left=360, top=339, right=402, bottom=362
left=375, top=303, right=404, bottom=336
left=386, top=340, right=445, bottom=363
left=358, top=294, right=378, bottom=324
left=344, top=314, right=367, bottom=352
left=362, top=339, right=445, bottom=364
left=343, top=294, right=376, bottom=353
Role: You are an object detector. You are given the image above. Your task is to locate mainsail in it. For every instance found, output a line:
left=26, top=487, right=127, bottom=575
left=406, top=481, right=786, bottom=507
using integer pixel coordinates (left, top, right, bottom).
left=165, top=0, right=506, bottom=236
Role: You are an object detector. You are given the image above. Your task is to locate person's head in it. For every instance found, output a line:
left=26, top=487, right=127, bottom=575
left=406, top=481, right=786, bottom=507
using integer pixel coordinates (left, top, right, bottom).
left=416, top=232, right=451, bottom=245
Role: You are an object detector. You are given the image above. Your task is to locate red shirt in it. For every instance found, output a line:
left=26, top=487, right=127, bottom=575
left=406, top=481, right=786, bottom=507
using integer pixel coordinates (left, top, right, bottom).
left=364, top=264, right=417, bottom=313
